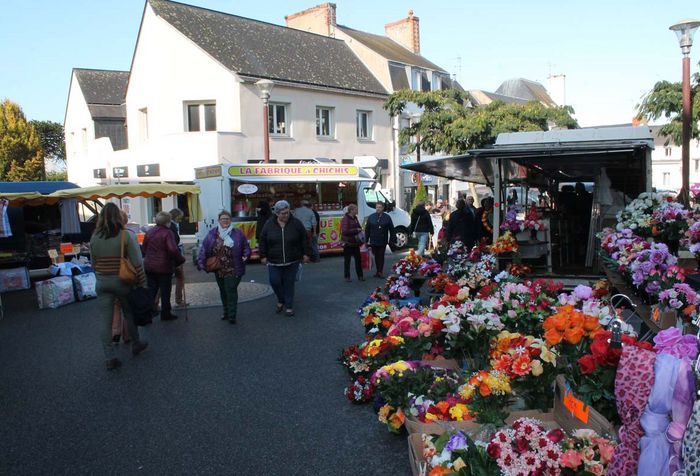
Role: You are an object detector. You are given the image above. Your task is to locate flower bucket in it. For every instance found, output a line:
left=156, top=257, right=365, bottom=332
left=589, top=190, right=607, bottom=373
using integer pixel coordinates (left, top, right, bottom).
left=553, top=375, right=617, bottom=437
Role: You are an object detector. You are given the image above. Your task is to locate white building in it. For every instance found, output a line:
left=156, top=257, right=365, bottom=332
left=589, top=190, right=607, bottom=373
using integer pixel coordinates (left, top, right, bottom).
left=65, top=0, right=397, bottom=227
left=650, top=125, right=700, bottom=192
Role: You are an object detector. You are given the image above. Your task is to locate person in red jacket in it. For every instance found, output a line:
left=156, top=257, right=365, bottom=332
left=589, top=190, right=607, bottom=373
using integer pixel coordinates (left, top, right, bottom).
left=142, top=211, right=185, bottom=321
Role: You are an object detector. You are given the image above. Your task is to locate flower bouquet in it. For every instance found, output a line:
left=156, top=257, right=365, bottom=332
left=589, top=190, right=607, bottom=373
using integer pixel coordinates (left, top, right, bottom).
left=427, top=273, right=453, bottom=294
left=418, top=431, right=499, bottom=476
left=501, top=206, right=525, bottom=232
left=685, top=220, right=700, bottom=258
left=658, top=282, right=699, bottom=322
left=558, top=429, right=616, bottom=475
left=418, top=259, right=442, bottom=277
left=650, top=198, right=690, bottom=249
left=457, top=370, right=512, bottom=425
left=490, top=331, right=558, bottom=411
left=615, top=192, right=671, bottom=237
left=485, top=417, right=564, bottom=475
left=385, top=275, right=412, bottom=299
left=358, top=300, right=395, bottom=336
left=359, top=335, right=408, bottom=367
left=386, top=307, right=444, bottom=358
left=393, top=249, right=423, bottom=276
left=506, top=263, right=532, bottom=277
left=627, top=241, right=677, bottom=296
left=523, top=206, right=545, bottom=232
left=339, top=344, right=372, bottom=377
left=344, top=375, right=375, bottom=404
left=498, top=279, right=561, bottom=337
left=491, top=232, right=519, bottom=255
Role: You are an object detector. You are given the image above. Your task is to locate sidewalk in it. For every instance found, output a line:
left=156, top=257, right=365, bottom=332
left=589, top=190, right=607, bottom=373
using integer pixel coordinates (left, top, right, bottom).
left=0, top=252, right=410, bottom=475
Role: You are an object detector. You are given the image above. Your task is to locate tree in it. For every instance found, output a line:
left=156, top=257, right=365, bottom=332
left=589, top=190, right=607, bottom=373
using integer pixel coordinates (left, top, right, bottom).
left=0, top=99, right=45, bottom=181
left=411, top=181, right=429, bottom=212
left=46, top=170, right=68, bottom=181
left=30, top=120, right=66, bottom=165
left=384, top=89, right=578, bottom=155
left=636, top=72, right=700, bottom=145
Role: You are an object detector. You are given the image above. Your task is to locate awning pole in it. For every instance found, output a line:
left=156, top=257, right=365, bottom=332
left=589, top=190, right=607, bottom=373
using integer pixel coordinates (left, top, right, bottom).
left=493, top=159, right=501, bottom=244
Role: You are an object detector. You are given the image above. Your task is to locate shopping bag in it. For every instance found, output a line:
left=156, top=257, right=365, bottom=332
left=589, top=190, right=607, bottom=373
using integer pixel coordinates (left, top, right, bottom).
left=360, top=246, right=371, bottom=271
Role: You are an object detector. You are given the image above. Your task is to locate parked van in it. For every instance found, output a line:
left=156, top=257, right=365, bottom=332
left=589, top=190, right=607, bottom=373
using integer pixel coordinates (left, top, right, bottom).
left=194, top=161, right=411, bottom=253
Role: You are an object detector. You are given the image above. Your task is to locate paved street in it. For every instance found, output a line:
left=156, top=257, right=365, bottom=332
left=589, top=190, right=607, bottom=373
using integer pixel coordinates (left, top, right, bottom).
left=0, top=253, right=409, bottom=475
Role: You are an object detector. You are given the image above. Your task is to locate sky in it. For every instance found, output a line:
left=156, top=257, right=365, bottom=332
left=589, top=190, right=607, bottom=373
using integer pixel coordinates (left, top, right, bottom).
left=1, top=0, right=698, bottom=127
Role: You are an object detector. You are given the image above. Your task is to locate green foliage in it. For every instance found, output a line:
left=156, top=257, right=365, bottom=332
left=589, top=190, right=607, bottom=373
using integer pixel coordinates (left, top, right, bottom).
left=30, top=120, right=66, bottom=164
left=412, top=182, right=429, bottom=212
left=384, top=89, right=578, bottom=154
left=0, top=99, right=45, bottom=181
left=636, top=73, right=700, bottom=145
left=46, top=170, right=68, bottom=181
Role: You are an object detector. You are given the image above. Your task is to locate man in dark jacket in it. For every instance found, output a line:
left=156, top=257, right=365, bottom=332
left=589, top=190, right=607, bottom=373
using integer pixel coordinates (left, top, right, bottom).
left=447, top=199, right=470, bottom=246
left=364, top=202, right=395, bottom=278
left=142, top=212, right=186, bottom=321
left=258, top=200, right=311, bottom=317
left=409, top=202, right=434, bottom=256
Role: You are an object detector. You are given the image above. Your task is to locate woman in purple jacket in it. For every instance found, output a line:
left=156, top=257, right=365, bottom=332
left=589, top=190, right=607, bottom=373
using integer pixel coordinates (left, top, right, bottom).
left=197, top=210, right=251, bottom=324
left=341, top=204, right=365, bottom=282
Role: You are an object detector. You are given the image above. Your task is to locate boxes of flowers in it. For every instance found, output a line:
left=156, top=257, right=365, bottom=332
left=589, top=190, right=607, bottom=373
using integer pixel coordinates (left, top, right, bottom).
left=410, top=418, right=617, bottom=476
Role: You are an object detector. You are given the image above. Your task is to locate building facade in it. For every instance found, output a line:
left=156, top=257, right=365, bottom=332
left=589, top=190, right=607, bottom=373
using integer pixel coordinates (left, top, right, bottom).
left=650, top=125, right=700, bottom=192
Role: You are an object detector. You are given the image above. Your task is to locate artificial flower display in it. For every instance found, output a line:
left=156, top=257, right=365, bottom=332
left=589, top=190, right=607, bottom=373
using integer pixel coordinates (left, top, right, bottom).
left=542, top=305, right=602, bottom=348
left=497, top=279, right=562, bottom=336
left=457, top=370, right=512, bottom=425
left=358, top=300, right=395, bottom=336
left=418, top=259, right=442, bottom=277
left=501, top=206, right=525, bottom=232
left=392, top=248, right=424, bottom=276
left=420, top=431, right=499, bottom=475
left=377, top=404, right=406, bottom=434
left=615, top=192, right=672, bottom=236
left=339, top=344, right=371, bottom=377
left=491, top=231, right=519, bottom=254
left=359, top=335, right=407, bottom=367
left=489, top=331, right=558, bottom=410
left=558, top=429, right=616, bottom=475
left=522, top=206, right=545, bottom=231
left=344, top=376, right=375, bottom=404
left=427, top=273, right=454, bottom=293
left=385, top=275, right=412, bottom=299
left=506, top=263, right=532, bottom=277
left=486, top=417, right=564, bottom=475
left=650, top=198, right=690, bottom=242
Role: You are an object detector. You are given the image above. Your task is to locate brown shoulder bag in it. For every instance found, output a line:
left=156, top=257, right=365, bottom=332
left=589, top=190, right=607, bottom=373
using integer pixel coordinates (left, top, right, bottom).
left=119, top=230, right=138, bottom=285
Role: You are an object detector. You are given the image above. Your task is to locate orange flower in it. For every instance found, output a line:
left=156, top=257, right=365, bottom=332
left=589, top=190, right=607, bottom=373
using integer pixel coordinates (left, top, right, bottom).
left=479, top=383, right=492, bottom=397
left=388, top=407, right=406, bottom=431
left=511, top=354, right=532, bottom=377
left=683, top=305, right=696, bottom=316
left=568, top=312, right=584, bottom=329
left=435, top=401, right=450, bottom=415
left=583, top=315, right=601, bottom=333
left=544, top=328, right=563, bottom=346
left=563, top=326, right=585, bottom=345
left=429, top=467, right=452, bottom=476
left=492, top=355, right=513, bottom=373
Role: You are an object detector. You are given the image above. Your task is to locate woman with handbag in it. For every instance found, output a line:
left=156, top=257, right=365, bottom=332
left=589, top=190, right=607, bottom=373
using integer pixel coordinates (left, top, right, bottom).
left=197, top=210, right=251, bottom=324
left=340, top=204, right=364, bottom=282
left=408, top=202, right=434, bottom=256
left=142, top=212, right=186, bottom=321
left=90, top=203, right=148, bottom=371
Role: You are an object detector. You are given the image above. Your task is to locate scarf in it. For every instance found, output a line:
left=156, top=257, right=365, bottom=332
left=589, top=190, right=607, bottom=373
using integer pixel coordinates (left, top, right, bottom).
left=217, top=225, right=235, bottom=248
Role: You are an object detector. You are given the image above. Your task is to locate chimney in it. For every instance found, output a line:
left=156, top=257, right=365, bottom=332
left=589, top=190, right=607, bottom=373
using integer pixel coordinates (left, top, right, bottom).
left=285, top=3, right=337, bottom=37
left=547, top=74, right=566, bottom=106
left=384, top=10, right=420, bottom=54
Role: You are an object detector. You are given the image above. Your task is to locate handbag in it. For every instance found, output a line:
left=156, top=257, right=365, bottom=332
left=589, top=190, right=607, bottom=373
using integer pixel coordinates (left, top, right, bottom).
left=205, top=255, right=221, bottom=273
left=119, top=231, right=138, bottom=285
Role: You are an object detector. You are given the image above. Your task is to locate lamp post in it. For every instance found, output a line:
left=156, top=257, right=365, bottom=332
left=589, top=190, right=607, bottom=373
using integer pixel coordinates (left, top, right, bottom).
left=669, top=19, right=700, bottom=204
left=255, top=79, right=275, bottom=163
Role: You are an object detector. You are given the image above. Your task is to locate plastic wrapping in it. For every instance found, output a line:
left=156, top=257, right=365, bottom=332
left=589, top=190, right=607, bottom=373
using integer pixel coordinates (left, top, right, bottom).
left=72, top=273, right=97, bottom=301
left=0, top=267, right=30, bottom=292
left=36, top=276, right=75, bottom=309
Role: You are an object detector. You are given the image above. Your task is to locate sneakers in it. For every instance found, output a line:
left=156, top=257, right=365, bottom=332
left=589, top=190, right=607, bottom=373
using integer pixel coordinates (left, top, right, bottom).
left=131, top=340, right=149, bottom=356
left=106, top=358, right=122, bottom=371
left=285, top=309, right=295, bottom=317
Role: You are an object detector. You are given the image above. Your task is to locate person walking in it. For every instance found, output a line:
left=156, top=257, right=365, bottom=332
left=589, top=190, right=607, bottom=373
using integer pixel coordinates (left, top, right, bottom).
left=446, top=198, right=469, bottom=244
left=258, top=200, right=310, bottom=317
left=340, top=204, right=365, bottom=282
left=255, top=201, right=272, bottom=247
left=408, top=202, right=434, bottom=256
left=197, top=210, right=251, bottom=324
left=292, top=200, right=317, bottom=262
left=169, top=208, right=187, bottom=309
left=90, top=203, right=148, bottom=370
left=364, top=201, right=394, bottom=278
left=142, top=211, right=185, bottom=321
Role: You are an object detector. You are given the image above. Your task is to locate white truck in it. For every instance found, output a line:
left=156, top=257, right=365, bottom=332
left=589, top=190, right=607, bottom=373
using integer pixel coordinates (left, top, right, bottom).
left=194, top=161, right=411, bottom=253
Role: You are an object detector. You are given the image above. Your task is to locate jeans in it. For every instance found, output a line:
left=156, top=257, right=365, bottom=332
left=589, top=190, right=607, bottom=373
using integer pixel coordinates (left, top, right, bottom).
left=415, top=232, right=429, bottom=256
left=343, top=245, right=363, bottom=279
left=268, top=262, right=300, bottom=308
left=216, top=275, right=241, bottom=319
left=311, top=235, right=320, bottom=262
left=147, top=272, right=173, bottom=318
left=371, top=245, right=386, bottom=275
left=96, top=275, right=140, bottom=360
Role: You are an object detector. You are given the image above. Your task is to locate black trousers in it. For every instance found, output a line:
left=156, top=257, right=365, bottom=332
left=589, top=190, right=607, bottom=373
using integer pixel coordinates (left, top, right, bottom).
left=371, top=245, right=386, bottom=274
left=343, top=245, right=363, bottom=279
left=147, top=272, right=173, bottom=317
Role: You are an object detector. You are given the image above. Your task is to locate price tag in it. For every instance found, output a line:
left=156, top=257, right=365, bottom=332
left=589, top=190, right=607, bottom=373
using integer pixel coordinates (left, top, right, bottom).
left=60, top=243, right=73, bottom=254
left=48, top=249, right=59, bottom=260
left=563, top=387, right=590, bottom=424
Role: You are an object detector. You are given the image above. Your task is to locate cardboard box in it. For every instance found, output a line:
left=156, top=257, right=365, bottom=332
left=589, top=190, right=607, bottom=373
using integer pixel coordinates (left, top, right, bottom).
left=553, top=375, right=617, bottom=437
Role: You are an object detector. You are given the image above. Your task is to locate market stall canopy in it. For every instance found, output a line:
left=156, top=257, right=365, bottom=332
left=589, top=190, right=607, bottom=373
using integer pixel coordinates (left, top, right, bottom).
left=401, top=126, right=655, bottom=191
left=0, top=183, right=200, bottom=206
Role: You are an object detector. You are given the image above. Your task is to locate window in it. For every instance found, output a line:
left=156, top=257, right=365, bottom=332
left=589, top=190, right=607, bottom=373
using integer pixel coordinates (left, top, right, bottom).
left=665, top=147, right=672, bottom=156
left=431, top=73, right=442, bottom=91
left=316, top=107, right=334, bottom=137
left=695, top=159, right=699, bottom=173
left=138, top=107, right=148, bottom=142
left=411, top=68, right=430, bottom=91
left=268, top=103, right=288, bottom=135
left=185, top=102, right=216, bottom=132
left=356, top=110, right=371, bottom=139
left=662, top=172, right=670, bottom=186
left=363, top=187, right=389, bottom=208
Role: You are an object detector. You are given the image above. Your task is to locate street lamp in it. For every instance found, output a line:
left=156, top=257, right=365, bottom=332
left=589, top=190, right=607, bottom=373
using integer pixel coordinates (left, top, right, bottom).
left=255, top=79, right=275, bottom=163
left=669, top=19, right=700, bottom=204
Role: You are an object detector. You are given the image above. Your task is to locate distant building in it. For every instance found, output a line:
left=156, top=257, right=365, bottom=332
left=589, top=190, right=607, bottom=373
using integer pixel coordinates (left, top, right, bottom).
left=650, top=125, right=700, bottom=192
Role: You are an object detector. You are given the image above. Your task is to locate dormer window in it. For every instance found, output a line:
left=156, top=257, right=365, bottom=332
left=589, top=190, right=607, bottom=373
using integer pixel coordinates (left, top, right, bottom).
left=411, top=67, right=430, bottom=92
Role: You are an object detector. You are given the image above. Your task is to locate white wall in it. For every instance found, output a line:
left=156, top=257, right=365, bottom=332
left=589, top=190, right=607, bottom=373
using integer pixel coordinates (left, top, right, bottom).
left=64, top=72, right=96, bottom=186
left=651, top=139, right=700, bottom=191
